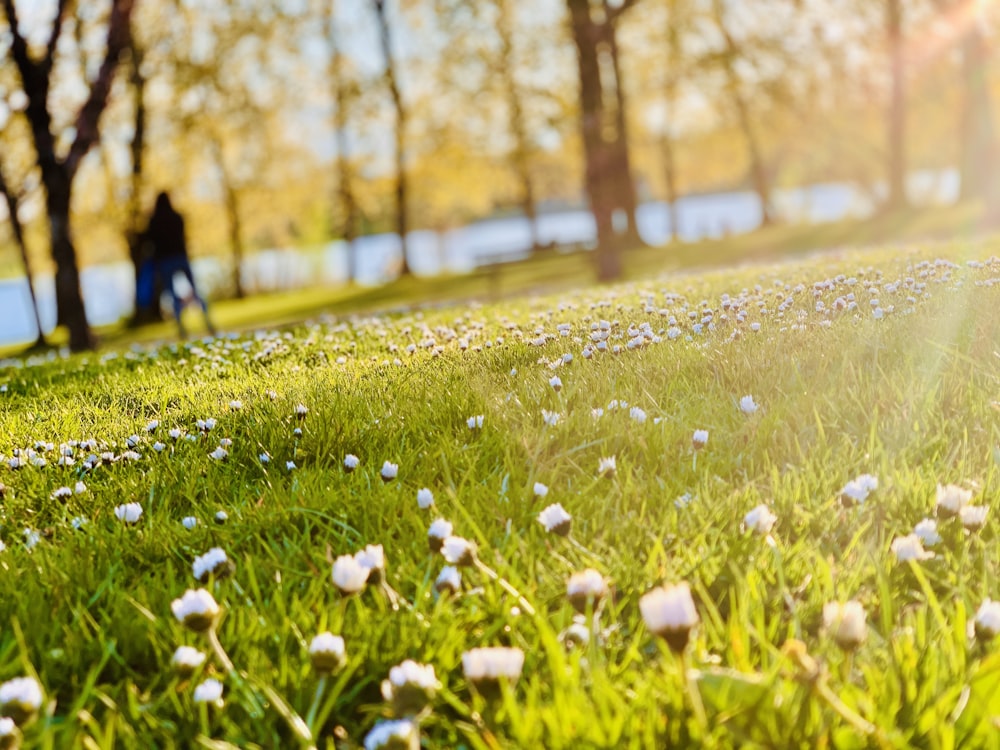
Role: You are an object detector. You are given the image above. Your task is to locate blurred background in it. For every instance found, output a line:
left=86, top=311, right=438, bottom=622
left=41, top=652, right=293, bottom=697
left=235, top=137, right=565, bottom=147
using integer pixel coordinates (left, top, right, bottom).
left=1, top=0, right=997, bottom=350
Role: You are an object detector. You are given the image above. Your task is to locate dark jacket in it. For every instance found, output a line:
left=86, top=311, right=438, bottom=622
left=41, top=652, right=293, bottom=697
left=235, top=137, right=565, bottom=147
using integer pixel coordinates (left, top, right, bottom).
left=145, top=194, right=188, bottom=260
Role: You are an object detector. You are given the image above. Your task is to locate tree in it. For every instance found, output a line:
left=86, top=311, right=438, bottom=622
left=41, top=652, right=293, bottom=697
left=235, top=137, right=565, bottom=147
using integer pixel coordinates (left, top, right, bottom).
left=372, top=0, right=410, bottom=276
left=1, top=0, right=135, bottom=351
left=0, top=146, right=44, bottom=348
left=566, top=0, right=643, bottom=281
left=885, top=0, right=908, bottom=210
left=661, top=0, right=684, bottom=242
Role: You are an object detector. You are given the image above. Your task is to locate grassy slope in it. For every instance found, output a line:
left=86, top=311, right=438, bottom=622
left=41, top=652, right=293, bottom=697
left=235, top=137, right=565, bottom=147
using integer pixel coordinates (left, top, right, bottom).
left=0, top=238, right=999, bottom=747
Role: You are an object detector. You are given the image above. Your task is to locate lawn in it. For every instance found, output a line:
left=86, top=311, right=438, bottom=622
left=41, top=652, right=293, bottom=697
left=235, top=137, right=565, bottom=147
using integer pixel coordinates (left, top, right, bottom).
left=0, top=237, right=999, bottom=748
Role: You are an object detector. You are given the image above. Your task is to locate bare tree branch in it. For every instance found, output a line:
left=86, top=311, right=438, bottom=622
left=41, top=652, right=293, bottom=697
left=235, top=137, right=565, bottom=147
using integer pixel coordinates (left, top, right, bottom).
left=606, top=0, right=641, bottom=25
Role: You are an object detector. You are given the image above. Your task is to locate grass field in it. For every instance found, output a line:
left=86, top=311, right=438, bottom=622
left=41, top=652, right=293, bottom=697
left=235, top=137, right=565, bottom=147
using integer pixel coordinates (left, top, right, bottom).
left=1, top=237, right=1000, bottom=748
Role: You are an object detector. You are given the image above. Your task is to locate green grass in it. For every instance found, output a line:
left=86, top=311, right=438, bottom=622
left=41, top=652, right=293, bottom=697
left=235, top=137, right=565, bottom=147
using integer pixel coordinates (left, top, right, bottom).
left=1, top=236, right=1000, bottom=747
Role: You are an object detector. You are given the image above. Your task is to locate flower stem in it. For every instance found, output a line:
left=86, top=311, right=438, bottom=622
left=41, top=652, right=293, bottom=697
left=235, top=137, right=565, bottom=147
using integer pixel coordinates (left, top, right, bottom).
left=305, top=675, right=328, bottom=732
left=681, top=651, right=708, bottom=730
left=475, top=559, right=536, bottom=617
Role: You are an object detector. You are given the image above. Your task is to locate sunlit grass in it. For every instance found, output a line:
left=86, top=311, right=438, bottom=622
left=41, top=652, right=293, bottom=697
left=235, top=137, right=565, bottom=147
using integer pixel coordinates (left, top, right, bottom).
left=0, top=240, right=999, bottom=747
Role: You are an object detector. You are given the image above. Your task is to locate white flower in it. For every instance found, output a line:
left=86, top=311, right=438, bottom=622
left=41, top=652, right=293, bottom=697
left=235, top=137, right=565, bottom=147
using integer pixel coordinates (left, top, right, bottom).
left=0, top=717, right=15, bottom=737
left=692, top=429, right=709, bottom=449
left=541, top=409, right=561, bottom=427
left=435, top=565, right=461, bottom=594
left=71, top=516, right=88, bottom=530
left=380, top=461, right=399, bottom=482
left=629, top=407, right=647, bottom=424
left=428, top=519, right=453, bottom=552
left=841, top=474, right=878, bottom=506
left=960, top=505, right=988, bottom=530
left=169, top=428, right=183, bottom=440
left=115, top=503, right=143, bottom=524
left=197, top=418, right=216, bottom=432
left=467, top=415, right=484, bottom=429
left=0, top=676, right=43, bottom=724
left=744, top=504, right=777, bottom=535
left=51, top=486, right=72, bottom=500
left=355, top=544, right=385, bottom=582
left=591, top=407, right=604, bottom=419
left=309, top=632, right=346, bottom=673
left=975, top=599, right=1000, bottom=639
left=913, top=518, right=941, bottom=545
left=172, top=646, right=206, bottom=676
left=219, top=438, right=232, bottom=448
left=533, top=482, right=548, bottom=497
left=145, top=420, right=160, bottom=432
left=171, top=589, right=220, bottom=632
left=639, top=582, right=699, bottom=651
left=209, top=446, right=228, bottom=461
left=259, top=452, right=270, bottom=464
left=192, top=548, right=232, bottom=582
left=214, top=510, right=228, bottom=524
left=549, top=375, right=562, bottom=392
left=538, top=503, right=572, bottom=536
left=891, top=534, right=934, bottom=562
left=381, top=660, right=441, bottom=713
left=126, top=434, right=141, bottom=448
left=229, top=400, right=243, bottom=410
left=739, top=395, right=758, bottom=414
left=441, top=536, right=476, bottom=566
left=74, top=481, right=87, bottom=494
left=344, top=454, right=360, bottom=472
left=597, top=456, right=616, bottom=478
left=193, top=678, right=224, bottom=706
left=286, top=460, right=297, bottom=471
left=567, top=568, right=608, bottom=612
left=417, top=488, right=434, bottom=509
left=295, top=403, right=309, bottom=418
left=181, top=516, right=199, bottom=530
left=153, top=441, right=166, bottom=452
left=23, top=529, right=40, bottom=549
left=461, top=647, right=525, bottom=685
left=823, top=601, right=868, bottom=650
left=364, top=719, right=418, bottom=750
left=332, top=554, right=369, bottom=594
left=936, top=484, right=972, bottom=517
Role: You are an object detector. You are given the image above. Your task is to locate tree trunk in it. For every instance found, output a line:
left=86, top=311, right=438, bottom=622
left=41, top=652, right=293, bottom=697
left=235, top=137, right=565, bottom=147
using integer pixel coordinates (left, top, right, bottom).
left=886, top=0, right=908, bottom=210
left=661, top=135, right=680, bottom=242
left=496, top=0, right=540, bottom=250
left=568, top=0, right=622, bottom=281
left=224, top=181, right=245, bottom=299
left=373, top=0, right=409, bottom=276
left=959, top=24, right=994, bottom=202
left=45, top=167, right=94, bottom=351
left=663, top=0, right=681, bottom=243
left=712, top=0, right=774, bottom=226
left=0, top=163, right=46, bottom=347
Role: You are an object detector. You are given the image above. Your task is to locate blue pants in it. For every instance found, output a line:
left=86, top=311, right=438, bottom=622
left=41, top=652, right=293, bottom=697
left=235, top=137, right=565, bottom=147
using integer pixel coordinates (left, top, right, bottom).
left=156, top=256, right=210, bottom=331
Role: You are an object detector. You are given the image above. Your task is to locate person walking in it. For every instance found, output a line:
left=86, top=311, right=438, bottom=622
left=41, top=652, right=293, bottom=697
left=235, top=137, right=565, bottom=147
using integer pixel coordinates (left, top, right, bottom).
left=143, top=192, right=215, bottom=338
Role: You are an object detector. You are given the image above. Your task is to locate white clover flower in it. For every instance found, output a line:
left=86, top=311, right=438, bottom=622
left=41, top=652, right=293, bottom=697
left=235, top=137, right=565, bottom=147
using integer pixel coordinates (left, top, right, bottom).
left=913, top=518, right=941, bottom=545
left=381, top=660, right=441, bottom=714
left=380, top=461, right=399, bottom=482
left=214, top=510, right=228, bottom=524
left=467, top=415, right=484, bottom=429
left=209, top=446, right=228, bottom=461
left=182, top=516, right=199, bottom=530
left=332, top=554, right=369, bottom=594
left=549, top=375, right=563, bottom=392
left=344, top=454, right=360, bottom=472
left=126, top=434, right=141, bottom=448
left=355, top=544, right=385, bottom=583
left=538, top=503, right=572, bottom=536
left=533, top=482, right=549, bottom=498
left=739, top=395, right=758, bottom=414
left=364, top=719, right=418, bottom=750
left=428, top=519, right=453, bottom=552
left=597, top=456, right=616, bottom=478
left=171, top=589, right=220, bottom=632
left=692, top=429, right=709, bottom=449
left=22, top=529, right=40, bottom=550
left=229, top=400, right=243, bottom=410
left=219, top=438, right=232, bottom=448
left=639, top=582, right=699, bottom=652
left=823, top=600, right=868, bottom=650
left=172, top=646, right=206, bottom=677
left=293, top=428, right=303, bottom=438
left=51, top=486, right=72, bottom=500
left=0, top=676, right=43, bottom=725
left=960, top=505, right=988, bottom=531
left=71, top=516, right=88, bottom=530
left=461, top=647, right=525, bottom=687
left=567, top=568, right=608, bottom=612
left=541, top=409, right=561, bottom=427
left=193, top=678, right=224, bottom=706
left=145, top=420, right=160, bottom=432
left=259, top=452, right=270, bottom=464
left=441, top=536, right=476, bottom=566
left=891, top=534, right=934, bottom=562
left=295, top=404, right=309, bottom=419
left=629, top=407, right=647, bottom=424
left=74, top=481, right=87, bottom=494
left=417, top=488, right=434, bottom=509
left=936, top=484, right=972, bottom=518
left=114, top=503, right=143, bottom=524
left=286, top=460, right=297, bottom=471
left=0, top=716, right=15, bottom=739
left=309, top=632, right=346, bottom=673
left=435, top=565, right=461, bottom=594
left=840, top=474, right=878, bottom=506
left=975, top=599, right=1000, bottom=640
left=591, top=407, right=604, bottom=419
left=744, top=504, right=777, bottom=535
left=169, top=428, right=183, bottom=440
left=153, top=441, right=166, bottom=452
left=192, top=547, right=233, bottom=582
